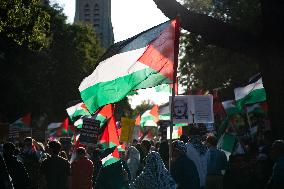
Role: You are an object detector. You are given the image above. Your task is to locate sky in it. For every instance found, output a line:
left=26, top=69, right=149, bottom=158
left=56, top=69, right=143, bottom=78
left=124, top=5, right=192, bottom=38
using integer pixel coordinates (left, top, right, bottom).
left=53, top=0, right=175, bottom=108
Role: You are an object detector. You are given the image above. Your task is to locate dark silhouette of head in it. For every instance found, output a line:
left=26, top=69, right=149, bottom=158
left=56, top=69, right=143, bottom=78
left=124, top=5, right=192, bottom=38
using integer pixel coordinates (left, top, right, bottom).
left=141, top=140, right=151, bottom=153
left=206, top=135, right=218, bottom=147
left=3, top=142, right=15, bottom=157
left=179, top=134, right=189, bottom=143
left=47, top=140, right=61, bottom=156
left=271, top=140, right=284, bottom=160
left=76, top=147, right=86, bottom=158
left=24, top=137, right=33, bottom=148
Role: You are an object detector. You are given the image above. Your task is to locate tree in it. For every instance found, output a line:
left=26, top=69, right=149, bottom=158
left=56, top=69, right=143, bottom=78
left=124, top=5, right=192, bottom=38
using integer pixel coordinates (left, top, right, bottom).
left=178, top=0, right=260, bottom=98
left=0, top=3, right=103, bottom=124
left=132, top=100, right=155, bottom=117
left=114, top=97, right=133, bottom=121
left=153, top=0, right=284, bottom=139
left=0, top=0, right=50, bottom=51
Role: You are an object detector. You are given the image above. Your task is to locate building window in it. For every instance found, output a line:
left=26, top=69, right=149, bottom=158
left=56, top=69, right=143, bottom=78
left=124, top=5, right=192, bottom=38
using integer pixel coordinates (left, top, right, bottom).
left=84, top=4, right=90, bottom=22
left=93, top=3, right=100, bottom=26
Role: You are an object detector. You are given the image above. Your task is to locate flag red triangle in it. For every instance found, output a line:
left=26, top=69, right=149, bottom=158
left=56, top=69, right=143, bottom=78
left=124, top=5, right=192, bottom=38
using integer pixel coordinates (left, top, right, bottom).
left=135, top=114, right=141, bottom=126
left=138, top=19, right=180, bottom=81
left=99, top=104, right=120, bottom=148
left=22, top=113, right=32, bottom=127
left=61, top=117, right=69, bottom=131
left=97, top=104, right=113, bottom=119
left=150, top=105, right=159, bottom=122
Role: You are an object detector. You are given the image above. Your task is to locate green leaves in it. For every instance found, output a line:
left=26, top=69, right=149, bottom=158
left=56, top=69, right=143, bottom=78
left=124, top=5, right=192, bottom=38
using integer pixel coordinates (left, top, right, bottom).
left=178, top=0, right=260, bottom=96
left=0, top=0, right=50, bottom=50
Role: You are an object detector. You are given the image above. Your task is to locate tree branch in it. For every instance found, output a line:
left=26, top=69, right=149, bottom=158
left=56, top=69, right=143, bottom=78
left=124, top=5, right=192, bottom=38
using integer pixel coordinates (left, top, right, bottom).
left=153, top=0, right=260, bottom=55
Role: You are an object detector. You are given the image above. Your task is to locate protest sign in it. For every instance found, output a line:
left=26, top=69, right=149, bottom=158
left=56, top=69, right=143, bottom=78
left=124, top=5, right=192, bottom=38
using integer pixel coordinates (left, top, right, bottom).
left=170, top=95, right=214, bottom=124
left=120, top=117, right=135, bottom=143
left=79, top=118, right=100, bottom=144
left=192, top=95, right=214, bottom=123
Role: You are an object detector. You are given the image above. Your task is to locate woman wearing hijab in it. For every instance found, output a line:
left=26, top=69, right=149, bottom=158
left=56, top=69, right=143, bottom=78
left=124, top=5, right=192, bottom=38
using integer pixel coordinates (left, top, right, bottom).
left=129, top=151, right=176, bottom=189
left=127, top=146, right=140, bottom=180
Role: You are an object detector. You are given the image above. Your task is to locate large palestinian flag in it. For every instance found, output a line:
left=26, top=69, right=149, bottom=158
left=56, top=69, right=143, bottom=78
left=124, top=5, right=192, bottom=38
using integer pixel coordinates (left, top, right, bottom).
left=79, top=19, right=180, bottom=114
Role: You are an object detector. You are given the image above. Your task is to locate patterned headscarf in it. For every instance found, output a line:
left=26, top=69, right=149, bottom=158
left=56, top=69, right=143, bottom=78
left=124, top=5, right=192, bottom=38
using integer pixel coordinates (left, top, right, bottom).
left=129, top=151, right=176, bottom=189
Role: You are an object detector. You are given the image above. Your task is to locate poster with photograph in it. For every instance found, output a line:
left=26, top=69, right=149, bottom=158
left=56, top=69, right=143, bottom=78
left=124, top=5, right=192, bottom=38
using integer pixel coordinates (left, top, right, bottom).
left=170, top=95, right=214, bottom=124
left=170, top=95, right=191, bottom=124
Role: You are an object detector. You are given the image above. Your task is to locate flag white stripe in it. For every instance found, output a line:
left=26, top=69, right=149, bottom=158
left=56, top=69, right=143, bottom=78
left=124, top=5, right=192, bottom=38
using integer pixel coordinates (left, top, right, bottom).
left=141, top=110, right=152, bottom=118
left=222, top=100, right=235, bottom=109
left=101, top=153, right=114, bottom=165
left=234, top=78, right=263, bottom=100
left=74, top=119, right=83, bottom=127
left=47, top=123, right=61, bottom=130
left=66, top=102, right=84, bottom=115
left=79, top=47, right=148, bottom=91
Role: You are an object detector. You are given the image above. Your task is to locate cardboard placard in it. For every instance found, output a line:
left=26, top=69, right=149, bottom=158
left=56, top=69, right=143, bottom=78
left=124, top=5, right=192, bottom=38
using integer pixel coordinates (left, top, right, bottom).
left=79, top=118, right=100, bottom=144
left=120, top=117, right=135, bottom=143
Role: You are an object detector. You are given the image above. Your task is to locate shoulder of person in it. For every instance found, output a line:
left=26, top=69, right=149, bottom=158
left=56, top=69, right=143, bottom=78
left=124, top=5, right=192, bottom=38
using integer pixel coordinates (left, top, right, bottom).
left=58, top=156, right=70, bottom=163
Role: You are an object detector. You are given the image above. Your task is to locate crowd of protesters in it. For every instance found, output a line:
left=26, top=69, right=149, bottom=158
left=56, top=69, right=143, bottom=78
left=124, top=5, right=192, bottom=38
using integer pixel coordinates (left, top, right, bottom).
left=0, top=131, right=284, bottom=189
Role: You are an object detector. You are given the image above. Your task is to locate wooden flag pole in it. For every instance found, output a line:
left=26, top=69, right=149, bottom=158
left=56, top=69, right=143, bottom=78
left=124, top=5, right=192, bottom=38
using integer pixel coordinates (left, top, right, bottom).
left=169, top=16, right=180, bottom=172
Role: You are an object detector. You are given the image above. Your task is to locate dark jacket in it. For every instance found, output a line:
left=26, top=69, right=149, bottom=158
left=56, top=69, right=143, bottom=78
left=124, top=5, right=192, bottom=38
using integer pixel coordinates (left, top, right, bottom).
left=0, top=154, right=14, bottom=189
left=171, top=155, right=200, bottom=189
left=95, top=160, right=129, bottom=189
left=4, top=155, right=30, bottom=189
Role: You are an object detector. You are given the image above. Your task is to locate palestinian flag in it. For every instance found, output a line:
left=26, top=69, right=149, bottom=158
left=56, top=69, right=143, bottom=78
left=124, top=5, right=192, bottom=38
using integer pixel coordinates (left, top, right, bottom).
left=66, top=102, right=90, bottom=121
left=118, top=143, right=126, bottom=152
left=246, top=102, right=268, bottom=115
left=97, top=104, right=120, bottom=166
left=140, top=110, right=158, bottom=127
left=222, top=100, right=242, bottom=116
left=234, top=77, right=266, bottom=110
left=10, top=113, right=31, bottom=128
left=101, top=148, right=120, bottom=167
left=79, top=19, right=180, bottom=114
left=74, top=118, right=83, bottom=129
left=47, top=118, right=72, bottom=137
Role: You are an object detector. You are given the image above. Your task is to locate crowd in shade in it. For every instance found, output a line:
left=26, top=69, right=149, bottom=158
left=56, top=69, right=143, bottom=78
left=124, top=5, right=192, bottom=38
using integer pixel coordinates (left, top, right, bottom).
left=0, top=132, right=284, bottom=189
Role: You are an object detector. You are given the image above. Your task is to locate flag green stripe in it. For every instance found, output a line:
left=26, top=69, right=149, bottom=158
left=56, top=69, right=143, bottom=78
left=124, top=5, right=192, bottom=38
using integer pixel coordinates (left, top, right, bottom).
left=80, top=68, right=169, bottom=113
left=225, top=107, right=241, bottom=116
left=70, top=109, right=90, bottom=120
left=236, top=88, right=266, bottom=109
left=99, top=141, right=117, bottom=149
left=102, top=157, right=120, bottom=167
left=96, top=114, right=108, bottom=127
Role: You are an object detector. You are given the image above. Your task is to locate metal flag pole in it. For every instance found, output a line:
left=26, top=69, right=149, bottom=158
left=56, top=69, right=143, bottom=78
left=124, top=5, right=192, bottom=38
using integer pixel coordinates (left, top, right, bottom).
left=169, top=15, right=180, bottom=172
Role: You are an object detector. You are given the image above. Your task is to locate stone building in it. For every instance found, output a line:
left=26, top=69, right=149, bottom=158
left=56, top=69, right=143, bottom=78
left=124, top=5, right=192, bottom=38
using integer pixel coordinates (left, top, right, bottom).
left=74, top=0, right=114, bottom=49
